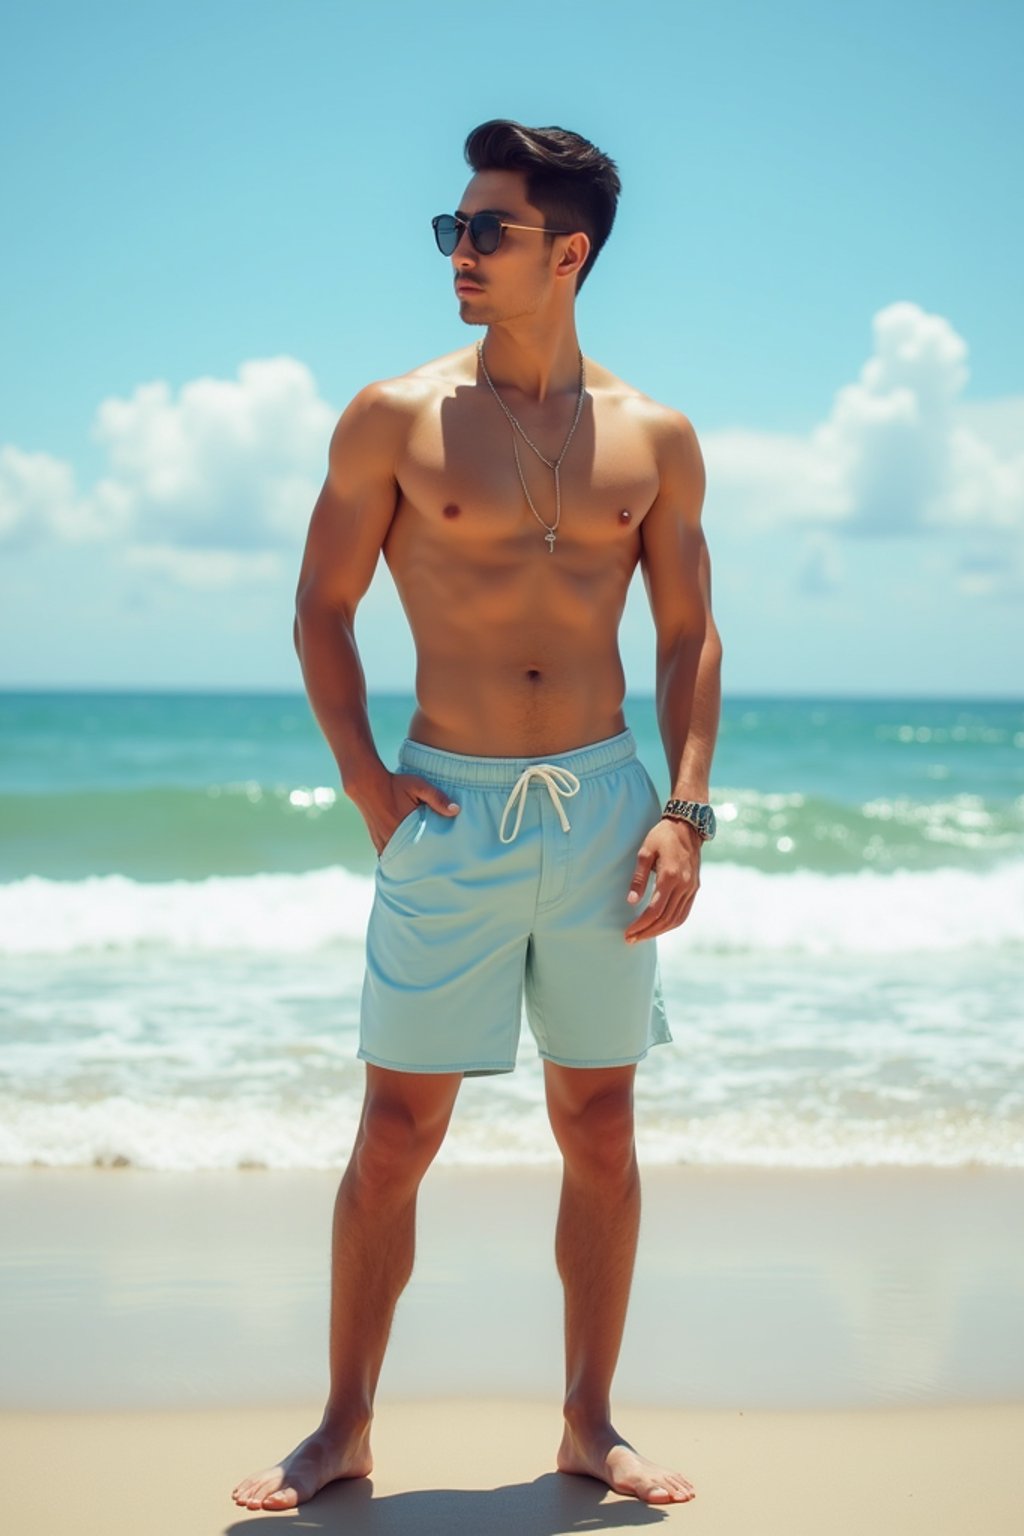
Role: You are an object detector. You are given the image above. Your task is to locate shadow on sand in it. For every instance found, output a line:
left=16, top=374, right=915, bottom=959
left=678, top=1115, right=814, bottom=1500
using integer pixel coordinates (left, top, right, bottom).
left=223, top=1471, right=672, bottom=1535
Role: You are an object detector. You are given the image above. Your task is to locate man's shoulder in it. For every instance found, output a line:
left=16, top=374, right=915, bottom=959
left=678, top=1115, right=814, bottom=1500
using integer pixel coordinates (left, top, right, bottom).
left=590, top=366, right=703, bottom=504
left=588, top=361, right=696, bottom=442
left=349, top=346, right=476, bottom=418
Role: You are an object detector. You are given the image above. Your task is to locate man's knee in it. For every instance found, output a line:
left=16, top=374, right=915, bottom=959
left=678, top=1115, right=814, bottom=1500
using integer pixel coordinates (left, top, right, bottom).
left=548, top=1080, right=637, bottom=1178
left=351, top=1080, right=455, bottom=1196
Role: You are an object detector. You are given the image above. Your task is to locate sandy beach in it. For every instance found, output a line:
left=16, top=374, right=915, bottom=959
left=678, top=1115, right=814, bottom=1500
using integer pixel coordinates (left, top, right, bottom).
left=2, top=1162, right=1022, bottom=1532
left=6, top=1398, right=1022, bottom=1534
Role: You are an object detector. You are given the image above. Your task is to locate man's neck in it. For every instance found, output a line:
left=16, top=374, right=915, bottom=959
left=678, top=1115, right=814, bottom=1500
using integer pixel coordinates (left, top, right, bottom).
left=477, top=319, right=583, bottom=404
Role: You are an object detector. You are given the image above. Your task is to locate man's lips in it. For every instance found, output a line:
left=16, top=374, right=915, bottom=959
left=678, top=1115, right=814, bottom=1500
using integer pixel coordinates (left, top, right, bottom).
left=455, top=281, right=484, bottom=293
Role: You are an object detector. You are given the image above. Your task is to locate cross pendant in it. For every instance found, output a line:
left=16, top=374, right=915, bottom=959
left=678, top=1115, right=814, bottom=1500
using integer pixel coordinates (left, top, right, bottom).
left=545, top=530, right=556, bottom=553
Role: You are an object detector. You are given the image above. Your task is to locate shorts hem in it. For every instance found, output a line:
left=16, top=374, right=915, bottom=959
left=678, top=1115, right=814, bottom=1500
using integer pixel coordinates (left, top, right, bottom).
left=536, top=1034, right=673, bottom=1070
left=357, top=1046, right=516, bottom=1076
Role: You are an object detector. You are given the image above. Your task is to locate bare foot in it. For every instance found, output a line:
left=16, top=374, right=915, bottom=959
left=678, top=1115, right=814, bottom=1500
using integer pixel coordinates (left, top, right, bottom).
left=231, top=1417, right=372, bottom=1512
left=558, top=1417, right=695, bottom=1505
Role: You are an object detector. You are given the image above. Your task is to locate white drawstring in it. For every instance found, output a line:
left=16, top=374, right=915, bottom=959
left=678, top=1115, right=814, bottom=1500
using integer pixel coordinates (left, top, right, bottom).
left=498, top=765, right=582, bottom=844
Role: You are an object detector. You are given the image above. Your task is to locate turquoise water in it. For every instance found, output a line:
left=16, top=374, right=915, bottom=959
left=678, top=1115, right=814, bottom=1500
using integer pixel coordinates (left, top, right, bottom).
left=2, top=691, right=1021, bottom=879
left=1, top=690, right=1022, bottom=1171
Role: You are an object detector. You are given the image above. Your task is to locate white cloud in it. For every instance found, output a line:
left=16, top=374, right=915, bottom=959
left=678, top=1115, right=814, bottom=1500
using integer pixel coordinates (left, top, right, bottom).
left=952, top=540, right=1024, bottom=603
left=2, top=315, right=1021, bottom=606
left=796, top=532, right=843, bottom=596
left=0, top=447, right=91, bottom=544
left=699, top=427, right=848, bottom=530
left=939, top=424, right=1024, bottom=534
left=0, top=357, right=335, bottom=565
left=88, top=358, right=334, bottom=548
left=705, top=301, right=1024, bottom=551
left=954, top=397, right=1024, bottom=458
left=120, top=544, right=283, bottom=589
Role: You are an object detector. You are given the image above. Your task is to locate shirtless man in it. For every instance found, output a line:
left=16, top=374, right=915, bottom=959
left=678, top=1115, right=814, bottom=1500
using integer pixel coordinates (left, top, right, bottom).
left=232, top=118, right=720, bottom=1512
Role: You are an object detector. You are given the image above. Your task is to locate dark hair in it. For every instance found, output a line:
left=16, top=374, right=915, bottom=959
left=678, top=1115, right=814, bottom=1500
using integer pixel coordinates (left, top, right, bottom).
left=463, top=119, right=621, bottom=293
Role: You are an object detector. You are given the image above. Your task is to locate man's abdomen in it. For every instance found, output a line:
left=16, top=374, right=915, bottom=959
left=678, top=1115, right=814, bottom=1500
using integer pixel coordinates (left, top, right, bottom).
left=407, top=648, right=629, bottom=758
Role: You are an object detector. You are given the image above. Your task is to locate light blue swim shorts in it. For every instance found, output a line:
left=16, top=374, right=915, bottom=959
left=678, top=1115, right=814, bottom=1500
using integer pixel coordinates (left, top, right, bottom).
left=358, top=728, right=672, bottom=1075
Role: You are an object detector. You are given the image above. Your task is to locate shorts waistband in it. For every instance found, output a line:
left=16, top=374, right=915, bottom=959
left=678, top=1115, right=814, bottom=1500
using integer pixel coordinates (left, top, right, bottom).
left=397, top=728, right=639, bottom=789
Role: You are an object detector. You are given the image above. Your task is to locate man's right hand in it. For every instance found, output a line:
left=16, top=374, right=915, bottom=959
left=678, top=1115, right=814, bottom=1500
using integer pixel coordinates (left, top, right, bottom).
left=359, top=772, right=460, bottom=857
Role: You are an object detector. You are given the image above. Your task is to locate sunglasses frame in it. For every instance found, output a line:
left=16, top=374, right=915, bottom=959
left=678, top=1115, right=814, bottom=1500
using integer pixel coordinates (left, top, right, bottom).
left=432, top=211, right=574, bottom=257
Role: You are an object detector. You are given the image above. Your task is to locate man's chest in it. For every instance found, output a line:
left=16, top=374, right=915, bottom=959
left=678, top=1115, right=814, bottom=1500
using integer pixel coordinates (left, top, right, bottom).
left=395, top=393, right=661, bottom=545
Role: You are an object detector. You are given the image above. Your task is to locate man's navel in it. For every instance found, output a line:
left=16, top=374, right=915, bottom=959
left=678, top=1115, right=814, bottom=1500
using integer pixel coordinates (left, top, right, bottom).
left=442, top=503, right=461, bottom=520
left=525, top=668, right=543, bottom=682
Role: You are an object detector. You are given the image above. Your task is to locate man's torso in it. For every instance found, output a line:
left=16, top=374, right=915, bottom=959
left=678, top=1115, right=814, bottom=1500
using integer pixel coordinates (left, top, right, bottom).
left=374, top=344, right=671, bottom=756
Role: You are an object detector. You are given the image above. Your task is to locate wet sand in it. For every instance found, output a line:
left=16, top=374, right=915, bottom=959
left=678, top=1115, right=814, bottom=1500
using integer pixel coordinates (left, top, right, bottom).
left=2, top=1163, right=1022, bottom=1533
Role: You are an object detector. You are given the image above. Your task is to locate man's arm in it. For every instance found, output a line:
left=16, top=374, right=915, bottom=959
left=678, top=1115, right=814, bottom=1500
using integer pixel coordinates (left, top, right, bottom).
left=639, top=409, right=722, bottom=802
left=293, top=382, right=459, bottom=850
left=622, top=409, right=721, bottom=942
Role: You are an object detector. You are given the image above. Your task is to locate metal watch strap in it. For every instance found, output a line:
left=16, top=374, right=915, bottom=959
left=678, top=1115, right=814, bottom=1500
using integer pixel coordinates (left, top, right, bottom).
left=662, top=798, right=717, bottom=841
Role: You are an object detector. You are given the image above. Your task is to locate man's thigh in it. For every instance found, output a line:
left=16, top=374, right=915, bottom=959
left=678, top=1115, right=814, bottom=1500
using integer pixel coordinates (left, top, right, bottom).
left=359, top=788, right=535, bottom=1076
left=524, top=755, right=671, bottom=1068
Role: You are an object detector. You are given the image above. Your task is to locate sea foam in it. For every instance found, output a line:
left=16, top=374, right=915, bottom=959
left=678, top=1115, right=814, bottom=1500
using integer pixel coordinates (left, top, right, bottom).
left=2, top=1092, right=1021, bottom=1172
left=1, top=859, right=1021, bottom=956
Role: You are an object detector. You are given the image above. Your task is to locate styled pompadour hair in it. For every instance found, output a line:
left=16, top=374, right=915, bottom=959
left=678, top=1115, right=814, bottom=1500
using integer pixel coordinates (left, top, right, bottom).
left=463, top=119, right=621, bottom=292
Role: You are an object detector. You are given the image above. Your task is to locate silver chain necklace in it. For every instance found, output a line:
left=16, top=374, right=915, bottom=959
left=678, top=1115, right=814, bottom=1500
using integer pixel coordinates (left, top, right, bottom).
left=476, top=338, right=586, bottom=553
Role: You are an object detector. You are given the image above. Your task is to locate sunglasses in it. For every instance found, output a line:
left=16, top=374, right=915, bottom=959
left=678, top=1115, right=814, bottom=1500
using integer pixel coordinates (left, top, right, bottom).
left=431, top=211, right=573, bottom=257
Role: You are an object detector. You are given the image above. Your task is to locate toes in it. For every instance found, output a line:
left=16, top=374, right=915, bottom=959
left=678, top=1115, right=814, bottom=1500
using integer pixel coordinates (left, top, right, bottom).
left=616, top=1465, right=695, bottom=1504
left=234, top=1473, right=273, bottom=1507
left=263, top=1487, right=299, bottom=1509
left=233, top=1461, right=316, bottom=1511
left=245, top=1480, right=277, bottom=1509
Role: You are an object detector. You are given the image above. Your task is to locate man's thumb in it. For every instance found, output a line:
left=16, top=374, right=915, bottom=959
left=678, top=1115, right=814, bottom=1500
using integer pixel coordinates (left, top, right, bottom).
left=627, top=847, right=654, bottom=903
left=420, top=781, right=459, bottom=817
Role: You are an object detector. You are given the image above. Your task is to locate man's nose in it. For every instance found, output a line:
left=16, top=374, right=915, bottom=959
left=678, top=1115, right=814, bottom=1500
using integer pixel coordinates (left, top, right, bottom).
left=451, top=224, right=478, bottom=266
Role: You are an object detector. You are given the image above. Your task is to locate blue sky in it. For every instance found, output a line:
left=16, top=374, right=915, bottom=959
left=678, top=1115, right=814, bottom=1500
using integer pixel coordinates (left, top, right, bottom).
left=1, top=0, right=1021, bottom=697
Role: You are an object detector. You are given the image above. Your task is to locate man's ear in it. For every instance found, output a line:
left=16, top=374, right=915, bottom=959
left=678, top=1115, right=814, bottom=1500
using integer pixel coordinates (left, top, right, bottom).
left=557, top=231, right=590, bottom=281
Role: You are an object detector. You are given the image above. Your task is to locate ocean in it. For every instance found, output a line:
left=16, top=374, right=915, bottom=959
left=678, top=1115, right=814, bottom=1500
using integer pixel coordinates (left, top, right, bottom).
left=1, top=690, right=1022, bottom=1172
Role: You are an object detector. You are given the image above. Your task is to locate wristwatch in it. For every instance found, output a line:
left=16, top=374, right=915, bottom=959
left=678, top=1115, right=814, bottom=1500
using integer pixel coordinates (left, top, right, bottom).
left=662, top=798, right=717, bottom=842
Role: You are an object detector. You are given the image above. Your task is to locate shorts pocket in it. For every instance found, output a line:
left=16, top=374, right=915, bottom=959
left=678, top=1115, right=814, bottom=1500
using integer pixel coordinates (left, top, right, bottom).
left=632, top=759, right=663, bottom=820
left=378, top=805, right=424, bottom=866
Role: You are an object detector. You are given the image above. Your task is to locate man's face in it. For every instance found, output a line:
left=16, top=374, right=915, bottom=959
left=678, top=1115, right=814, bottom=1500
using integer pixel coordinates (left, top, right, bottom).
left=447, top=170, right=567, bottom=326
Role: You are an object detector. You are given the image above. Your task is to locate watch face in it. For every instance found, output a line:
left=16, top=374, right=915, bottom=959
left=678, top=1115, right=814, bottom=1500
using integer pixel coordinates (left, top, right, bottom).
left=664, top=800, right=716, bottom=839
left=690, top=804, right=715, bottom=839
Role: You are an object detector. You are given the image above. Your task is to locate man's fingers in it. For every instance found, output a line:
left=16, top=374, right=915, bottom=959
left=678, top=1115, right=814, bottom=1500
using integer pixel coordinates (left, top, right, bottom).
left=412, top=778, right=460, bottom=816
left=629, top=897, right=693, bottom=940
left=626, top=848, right=655, bottom=904
left=626, top=887, right=694, bottom=942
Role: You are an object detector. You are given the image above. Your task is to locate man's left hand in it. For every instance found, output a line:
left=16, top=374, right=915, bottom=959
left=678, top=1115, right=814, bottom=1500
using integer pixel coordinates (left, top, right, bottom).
left=624, top=817, right=702, bottom=942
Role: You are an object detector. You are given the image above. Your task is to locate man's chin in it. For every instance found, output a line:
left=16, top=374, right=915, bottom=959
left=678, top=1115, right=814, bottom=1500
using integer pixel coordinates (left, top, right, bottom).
left=458, top=303, right=491, bottom=326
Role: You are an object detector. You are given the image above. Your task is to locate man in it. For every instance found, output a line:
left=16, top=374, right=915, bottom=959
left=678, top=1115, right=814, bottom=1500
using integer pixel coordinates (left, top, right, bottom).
left=233, top=118, right=720, bottom=1512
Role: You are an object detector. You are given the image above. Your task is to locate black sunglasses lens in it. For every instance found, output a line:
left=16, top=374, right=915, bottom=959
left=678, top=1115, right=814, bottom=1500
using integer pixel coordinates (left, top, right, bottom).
left=433, top=212, right=503, bottom=256
left=469, top=214, right=501, bottom=253
left=433, top=215, right=459, bottom=255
